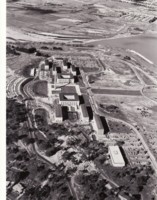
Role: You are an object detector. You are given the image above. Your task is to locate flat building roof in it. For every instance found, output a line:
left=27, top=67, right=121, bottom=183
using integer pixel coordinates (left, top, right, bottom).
left=80, top=104, right=89, bottom=118
left=55, top=105, right=63, bottom=118
left=59, top=93, right=79, bottom=101
left=109, top=146, right=125, bottom=165
left=57, top=73, right=73, bottom=79
left=61, top=86, right=76, bottom=94
left=93, top=114, right=103, bottom=129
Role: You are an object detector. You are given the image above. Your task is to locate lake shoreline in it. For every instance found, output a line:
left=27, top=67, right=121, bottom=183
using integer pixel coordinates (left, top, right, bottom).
left=87, top=32, right=157, bottom=66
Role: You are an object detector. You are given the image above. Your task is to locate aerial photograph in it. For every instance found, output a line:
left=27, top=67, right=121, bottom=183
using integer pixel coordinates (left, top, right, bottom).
left=6, top=0, right=157, bottom=199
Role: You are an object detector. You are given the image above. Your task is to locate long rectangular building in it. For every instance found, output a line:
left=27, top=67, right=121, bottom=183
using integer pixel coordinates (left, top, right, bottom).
left=109, top=146, right=125, bottom=167
left=56, top=73, right=74, bottom=84
left=93, top=114, right=104, bottom=135
left=55, top=105, right=63, bottom=123
left=80, top=104, right=89, bottom=123
left=59, top=93, right=80, bottom=108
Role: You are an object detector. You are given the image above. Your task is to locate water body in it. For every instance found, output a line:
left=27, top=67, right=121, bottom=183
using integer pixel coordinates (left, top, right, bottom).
left=89, top=33, right=157, bottom=65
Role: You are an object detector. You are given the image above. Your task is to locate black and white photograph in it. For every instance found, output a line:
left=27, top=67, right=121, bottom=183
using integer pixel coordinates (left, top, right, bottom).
left=5, top=0, right=157, bottom=199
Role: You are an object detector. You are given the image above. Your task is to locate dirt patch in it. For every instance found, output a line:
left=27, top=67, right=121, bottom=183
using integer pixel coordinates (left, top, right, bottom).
left=143, top=86, right=157, bottom=102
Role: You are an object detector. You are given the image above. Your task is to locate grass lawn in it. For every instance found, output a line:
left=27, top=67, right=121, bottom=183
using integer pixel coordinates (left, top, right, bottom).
left=33, top=80, right=48, bottom=97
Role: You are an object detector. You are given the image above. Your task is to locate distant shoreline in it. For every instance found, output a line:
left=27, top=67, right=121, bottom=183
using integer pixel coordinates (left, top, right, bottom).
left=86, top=32, right=157, bottom=66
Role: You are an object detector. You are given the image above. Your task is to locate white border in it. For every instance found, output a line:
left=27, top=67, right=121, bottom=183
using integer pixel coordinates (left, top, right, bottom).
left=0, top=0, right=6, bottom=199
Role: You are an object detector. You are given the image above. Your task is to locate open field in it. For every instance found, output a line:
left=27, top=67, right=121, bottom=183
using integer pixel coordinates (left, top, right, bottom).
left=7, top=0, right=157, bottom=45
left=143, top=86, right=157, bottom=102
left=127, top=52, right=157, bottom=80
left=87, top=54, right=143, bottom=89
left=135, top=68, right=156, bottom=85
left=88, top=68, right=141, bottom=89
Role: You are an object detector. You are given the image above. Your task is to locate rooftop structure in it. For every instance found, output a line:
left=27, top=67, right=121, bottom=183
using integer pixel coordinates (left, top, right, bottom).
left=62, top=59, right=68, bottom=70
left=59, top=93, right=79, bottom=108
left=40, top=63, right=45, bottom=71
left=39, top=70, right=51, bottom=81
left=109, top=146, right=125, bottom=167
left=92, top=114, right=104, bottom=135
left=55, top=105, right=63, bottom=123
left=13, top=183, right=24, bottom=194
left=60, top=74, right=72, bottom=79
left=61, top=86, right=77, bottom=94
left=80, top=104, right=89, bottom=123
left=56, top=73, right=74, bottom=84
left=44, top=65, right=49, bottom=71
left=71, top=65, right=77, bottom=75
left=59, top=93, right=79, bottom=101
left=30, top=68, right=35, bottom=77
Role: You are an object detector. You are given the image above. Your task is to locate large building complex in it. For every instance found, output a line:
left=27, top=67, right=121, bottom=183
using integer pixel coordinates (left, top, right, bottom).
left=38, top=56, right=109, bottom=139
left=109, top=146, right=125, bottom=167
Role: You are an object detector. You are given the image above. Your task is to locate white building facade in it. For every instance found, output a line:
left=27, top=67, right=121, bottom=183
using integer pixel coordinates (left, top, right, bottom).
left=109, top=146, right=125, bottom=167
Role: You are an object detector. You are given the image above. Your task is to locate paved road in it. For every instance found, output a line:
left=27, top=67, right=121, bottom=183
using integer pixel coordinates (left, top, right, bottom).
left=91, top=88, right=142, bottom=96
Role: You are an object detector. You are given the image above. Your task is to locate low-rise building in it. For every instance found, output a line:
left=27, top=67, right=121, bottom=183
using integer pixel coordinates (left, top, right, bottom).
left=44, top=59, right=50, bottom=71
left=70, top=65, right=77, bottom=76
left=92, top=114, right=104, bottom=135
left=51, top=66, right=56, bottom=75
left=13, top=183, right=24, bottom=194
left=44, top=64, right=49, bottom=71
left=62, top=59, right=68, bottom=70
left=59, top=93, right=79, bottom=108
left=55, top=105, right=63, bottom=123
left=56, top=73, right=74, bottom=84
left=80, top=104, right=89, bottom=123
left=30, top=68, right=36, bottom=76
left=109, top=145, right=125, bottom=167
